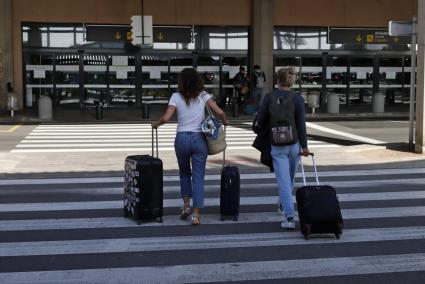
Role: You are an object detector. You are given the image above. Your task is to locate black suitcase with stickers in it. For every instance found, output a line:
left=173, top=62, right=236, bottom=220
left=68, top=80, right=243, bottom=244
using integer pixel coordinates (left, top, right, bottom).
left=296, top=153, right=343, bottom=240
left=124, top=128, right=163, bottom=224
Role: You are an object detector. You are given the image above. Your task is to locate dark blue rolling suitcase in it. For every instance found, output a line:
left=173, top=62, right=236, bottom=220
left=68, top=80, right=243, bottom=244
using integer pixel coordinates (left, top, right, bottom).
left=124, top=128, right=163, bottom=224
left=296, top=153, right=343, bottom=240
left=220, top=137, right=240, bottom=221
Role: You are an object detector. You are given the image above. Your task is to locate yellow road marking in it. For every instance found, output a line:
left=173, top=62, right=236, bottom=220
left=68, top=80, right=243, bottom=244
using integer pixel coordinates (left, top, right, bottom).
left=0, top=124, right=21, bottom=133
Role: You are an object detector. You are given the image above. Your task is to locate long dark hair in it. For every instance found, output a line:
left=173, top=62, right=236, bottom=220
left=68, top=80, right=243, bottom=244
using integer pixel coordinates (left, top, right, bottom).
left=178, top=68, right=205, bottom=105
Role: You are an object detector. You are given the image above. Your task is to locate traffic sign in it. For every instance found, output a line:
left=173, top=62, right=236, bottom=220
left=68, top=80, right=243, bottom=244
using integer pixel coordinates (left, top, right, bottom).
left=328, top=28, right=410, bottom=44
left=86, top=25, right=131, bottom=42
left=389, top=21, right=414, bottom=36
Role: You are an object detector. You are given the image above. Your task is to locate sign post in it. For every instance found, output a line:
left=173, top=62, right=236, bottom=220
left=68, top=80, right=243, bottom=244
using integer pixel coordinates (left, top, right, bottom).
left=389, top=18, right=417, bottom=149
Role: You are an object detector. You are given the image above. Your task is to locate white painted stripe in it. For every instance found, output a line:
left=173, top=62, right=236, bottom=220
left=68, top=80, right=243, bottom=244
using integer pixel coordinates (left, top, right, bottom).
left=4, top=253, right=424, bottom=283
left=2, top=253, right=425, bottom=283
left=33, top=126, right=249, bottom=129
left=17, top=142, right=256, bottom=148
left=32, top=127, right=253, bottom=133
left=16, top=141, right=260, bottom=148
left=2, top=226, right=425, bottom=257
left=2, top=191, right=424, bottom=213
left=35, top=124, right=246, bottom=128
left=306, top=122, right=386, bottom=144
left=0, top=167, right=423, bottom=185
left=10, top=144, right=339, bottom=153
left=20, top=137, right=277, bottom=143
left=23, top=134, right=257, bottom=138
left=2, top=206, right=425, bottom=231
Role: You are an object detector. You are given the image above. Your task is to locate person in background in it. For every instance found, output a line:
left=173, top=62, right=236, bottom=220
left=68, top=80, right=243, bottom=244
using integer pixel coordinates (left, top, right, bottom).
left=233, top=66, right=249, bottom=113
left=252, top=65, right=266, bottom=108
left=254, top=67, right=309, bottom=230
left=152, top=68, right=229, bottom=226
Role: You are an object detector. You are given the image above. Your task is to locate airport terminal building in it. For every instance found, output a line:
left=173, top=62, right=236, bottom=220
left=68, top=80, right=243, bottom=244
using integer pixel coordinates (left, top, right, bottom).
left=0, top=0, right=419, bottom=115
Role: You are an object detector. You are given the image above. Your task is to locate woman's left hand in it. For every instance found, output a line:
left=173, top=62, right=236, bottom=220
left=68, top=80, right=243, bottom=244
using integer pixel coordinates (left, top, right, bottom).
left=301, top=147, right=310, bottom=157
left=151, top=121, right=160, bottom=128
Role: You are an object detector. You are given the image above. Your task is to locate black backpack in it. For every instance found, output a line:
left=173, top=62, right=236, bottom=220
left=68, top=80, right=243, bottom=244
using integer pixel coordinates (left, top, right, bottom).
left=269, top=91, right=298, bottom=146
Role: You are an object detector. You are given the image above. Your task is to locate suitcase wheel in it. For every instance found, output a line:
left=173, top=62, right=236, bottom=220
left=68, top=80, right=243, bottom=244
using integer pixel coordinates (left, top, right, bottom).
left=233, top=216, right=238, bottom=222
left=158, top=217, right=163, bottom=223
left=302, top=224, right=312, bottom=240
left=137, top=220, right=142, bottom=225
left=337, top=222, right=343, bottom=234
left=335, top=233, right=340, bottom=239
left=220, top=215, right=225, bottom=221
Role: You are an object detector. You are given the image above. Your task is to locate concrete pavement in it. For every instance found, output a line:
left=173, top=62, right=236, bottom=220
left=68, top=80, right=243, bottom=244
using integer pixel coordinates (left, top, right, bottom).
left=0, top=102, right=424, bottom=176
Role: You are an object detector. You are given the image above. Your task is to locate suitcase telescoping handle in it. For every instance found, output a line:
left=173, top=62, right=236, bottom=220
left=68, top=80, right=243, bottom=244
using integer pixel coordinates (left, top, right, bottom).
left=151, top=127, right=159, bottom=158
left=299, top=152, right=320, bottom=186
left=222, top=125, right=226, bottom=168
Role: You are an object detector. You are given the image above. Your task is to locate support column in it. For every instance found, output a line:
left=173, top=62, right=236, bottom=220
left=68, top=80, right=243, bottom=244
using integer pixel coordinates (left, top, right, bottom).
left=251, top=0, right=274, bottom=95
left=0, top=0, right=13, bottom=110
left=416, top=0, right=425, bottom=153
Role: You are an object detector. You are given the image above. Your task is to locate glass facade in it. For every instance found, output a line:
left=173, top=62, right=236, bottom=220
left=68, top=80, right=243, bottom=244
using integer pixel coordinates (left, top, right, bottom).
left=22, top=22, right=413, bottom=113
left=22, top=23, right=248, bottom=110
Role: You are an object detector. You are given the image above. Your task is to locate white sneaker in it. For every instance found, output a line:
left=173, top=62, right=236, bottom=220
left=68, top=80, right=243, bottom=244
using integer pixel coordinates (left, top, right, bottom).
left=277, top=198, right=282, bottom=213
left=281, top=218, right=295, bottom=230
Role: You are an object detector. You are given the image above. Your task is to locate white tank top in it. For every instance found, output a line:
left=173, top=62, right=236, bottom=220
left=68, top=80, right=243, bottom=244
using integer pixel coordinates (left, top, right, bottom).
left=168, top=91, right=212, bottom=132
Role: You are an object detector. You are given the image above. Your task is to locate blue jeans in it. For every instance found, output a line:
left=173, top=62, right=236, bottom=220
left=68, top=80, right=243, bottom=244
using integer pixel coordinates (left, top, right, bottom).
left=251, top=88, right=263, bottom=108
left=174, top=132, right=208, bottom=208
left=271, top=143, right=301, bottom=219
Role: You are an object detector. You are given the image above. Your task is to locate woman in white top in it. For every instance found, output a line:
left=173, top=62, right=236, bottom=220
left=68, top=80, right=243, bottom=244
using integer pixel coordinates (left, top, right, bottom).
left=152, top=68, right=229, bottom=225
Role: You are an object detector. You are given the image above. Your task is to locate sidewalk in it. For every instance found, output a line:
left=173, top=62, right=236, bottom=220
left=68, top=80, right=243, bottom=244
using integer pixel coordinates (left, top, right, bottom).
left=0, top=103, right=410, bottom=124
left=1, top=102, right=423, bottom=178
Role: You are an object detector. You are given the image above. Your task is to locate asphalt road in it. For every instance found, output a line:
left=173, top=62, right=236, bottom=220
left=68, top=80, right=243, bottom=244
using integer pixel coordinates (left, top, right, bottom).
left=1, top=119, right=425, bottom=283
left=1, top=166, right=425, bottom=283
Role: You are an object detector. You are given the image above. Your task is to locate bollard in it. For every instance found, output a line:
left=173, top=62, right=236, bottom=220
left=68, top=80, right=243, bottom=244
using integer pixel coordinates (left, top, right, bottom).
left=142, top=103, right=149, bottom=119
left=307, top=91, right=320, bottom=114
left=7, top=93, right=18, bottom=117
left=373, top=92, right=385, bottom=113
left=38, top=95, right=53, bottom=120
left=95, top=103, right=103, bottom=120
left=327, top=93, right=339, bottom=114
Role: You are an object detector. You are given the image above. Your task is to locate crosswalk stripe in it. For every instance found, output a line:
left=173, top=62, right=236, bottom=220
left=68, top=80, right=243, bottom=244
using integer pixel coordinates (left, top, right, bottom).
left=14, top=123, right=343, bottom=153
left=11, top=144, right=340, bottom=153
left=0, top=179, right=423, bottom=190
left=2, top=191, right=425, bottom=212
left=15, top=141, right=327, bottom=148
left=1, top=167, right=424, bottom=185
left=20, top=137, right=271, bottom=143
left=2, top=226, right=425, bottom=257
left=2, top=206, right=425, bottom=230
left=1, top=253, right=425, bottom=283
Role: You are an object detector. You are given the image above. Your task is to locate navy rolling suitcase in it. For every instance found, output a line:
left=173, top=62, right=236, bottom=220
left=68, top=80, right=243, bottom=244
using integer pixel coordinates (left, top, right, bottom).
left=220, top=134, right=240, bottom=221
left=296, top=153, right=343, bottom=240
left=124, top=128, right=163, bottom=224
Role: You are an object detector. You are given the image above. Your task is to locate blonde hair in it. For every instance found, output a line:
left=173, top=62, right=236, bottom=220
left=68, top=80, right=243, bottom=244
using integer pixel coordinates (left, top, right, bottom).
left=276, top=67, right=296, bottom=88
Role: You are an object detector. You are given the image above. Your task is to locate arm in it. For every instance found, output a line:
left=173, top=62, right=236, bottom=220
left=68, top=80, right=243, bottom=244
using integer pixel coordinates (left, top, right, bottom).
left=294, top=95, right=309, bottom=156
left=151, top=105, right=176, bottom=128
left=206, top=99, right=229, bottom=125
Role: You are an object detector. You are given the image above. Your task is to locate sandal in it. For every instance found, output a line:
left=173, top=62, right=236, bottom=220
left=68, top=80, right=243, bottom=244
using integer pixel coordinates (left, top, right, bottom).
left=180, top=203, right=191, bottom=220
left=191, top=215, right=201, bottom=226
